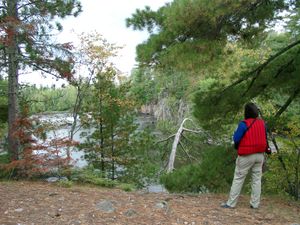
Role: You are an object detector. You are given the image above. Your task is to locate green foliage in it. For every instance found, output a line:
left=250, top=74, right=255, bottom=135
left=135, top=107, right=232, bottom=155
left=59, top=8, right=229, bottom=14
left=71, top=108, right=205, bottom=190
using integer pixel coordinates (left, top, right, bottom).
left=57, top=180, right=73, bottom=188
left=129, top=68, right=156, bottom=105
left=3, top=0, right=81, bottom=160
left=191, top=33, right=300, bottom=199
left=63, top=166, right=137, bottom=190
left=128, top=0, right=288, bottom=68
left=129, top=67, right=193, bottom=125
left=263, top=151, right=299, bottom=198
left=1, top=0, right=82, bottom=79
left=70, top=166, right=117, bottom=187
left=0, top=153, right=13, bottom=180
left=116, top=183, right=136, bottom=192
left=113, top=128, right=162, bottom=187
left=126, top=5, right=166, bottom=33
left=160, top=145, right=236, bottom=193
left=286, top=5, right=300, bottom=40
left=21, top=85, right=77, bottom=114
left=0, top=79, right=8, bottom=125
left=193, top=38, right=300, bottom=129
left=80, top=69, right=138, bottom=179
left=0, top=153, right=10, bottom=164
left=0, top=104, right=8, bottom=123
left=263, top=121, right=300, bottom=199
left=127, top=1, right=300, bottom=199
left=155, top=120, right=177, bottom=134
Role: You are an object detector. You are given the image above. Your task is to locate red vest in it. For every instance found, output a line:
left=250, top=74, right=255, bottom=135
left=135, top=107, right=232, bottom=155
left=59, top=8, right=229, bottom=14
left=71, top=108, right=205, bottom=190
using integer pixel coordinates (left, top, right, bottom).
left=238, top=118, right=267, bottom=156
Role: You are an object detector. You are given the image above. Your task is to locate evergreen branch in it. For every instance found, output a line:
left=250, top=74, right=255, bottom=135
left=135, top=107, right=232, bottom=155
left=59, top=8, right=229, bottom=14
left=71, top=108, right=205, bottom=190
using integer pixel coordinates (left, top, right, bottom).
left=17, top=1, right=37, bottom=10
left=274, top=87, right=300, bottom=120
left=266, top=87, right=300, bottom=155
left=273, top=57, right=296, bottom=79
left=273, top=137, right=294, bottom=195
left=242, top=48, right=300, bottom=96
left=28, top=62, right=65, bottom=79
left=221, top=39, right=300, bottom=95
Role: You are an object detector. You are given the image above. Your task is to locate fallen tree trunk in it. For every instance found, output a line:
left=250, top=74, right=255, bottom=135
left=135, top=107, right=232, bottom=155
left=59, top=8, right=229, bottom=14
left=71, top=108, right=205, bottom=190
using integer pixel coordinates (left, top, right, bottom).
left=166, top=118, right=203, bottom=173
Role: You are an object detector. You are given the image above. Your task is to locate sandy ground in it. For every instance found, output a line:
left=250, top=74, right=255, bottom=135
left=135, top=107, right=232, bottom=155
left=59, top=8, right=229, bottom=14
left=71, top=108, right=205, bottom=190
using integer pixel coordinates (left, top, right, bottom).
left=0, top=181, right=299, bottom=225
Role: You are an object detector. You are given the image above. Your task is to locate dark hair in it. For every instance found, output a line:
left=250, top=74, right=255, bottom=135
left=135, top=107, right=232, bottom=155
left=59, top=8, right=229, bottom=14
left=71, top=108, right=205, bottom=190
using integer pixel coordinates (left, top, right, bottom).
left=244, top=102, right=259, bottom=119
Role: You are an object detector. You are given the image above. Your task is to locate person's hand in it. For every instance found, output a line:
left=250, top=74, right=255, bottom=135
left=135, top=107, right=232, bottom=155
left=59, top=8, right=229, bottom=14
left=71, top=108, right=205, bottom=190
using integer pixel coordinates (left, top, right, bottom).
left=265, top=147, right=272, bottom=155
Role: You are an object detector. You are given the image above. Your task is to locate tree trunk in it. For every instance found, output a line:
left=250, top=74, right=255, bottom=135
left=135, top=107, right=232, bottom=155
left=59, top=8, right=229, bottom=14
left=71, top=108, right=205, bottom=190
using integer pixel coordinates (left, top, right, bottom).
left=99, top=96, right=105, bottom=175
left=295, top=146, right=299, bottom=200
left=7, top=0, right=20, bottom=161
left=166, top=118, right=188, bottom=173
left=166, top=118, right=203, bottom=173
left=111, top=125, right=115, bottom=180
left=70, top=86, right=82, bottom=140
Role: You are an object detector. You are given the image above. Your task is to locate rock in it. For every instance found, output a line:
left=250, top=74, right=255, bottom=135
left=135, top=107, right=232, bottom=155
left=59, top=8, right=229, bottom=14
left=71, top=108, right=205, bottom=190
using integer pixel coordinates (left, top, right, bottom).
left=96, top=200, right=116, bottom=213
left=14, top=208, right=24, bottom=212
left=49, top=192, right=59, bottom=196
left=70, top=221, right=82, bottom=225
left=46, top=177, right=59, bottom=183
left=155, top=201, right=168, bottom=209
left=124, top=209, right=137, bottom=217
left=46, top=176, right=68, bottom=183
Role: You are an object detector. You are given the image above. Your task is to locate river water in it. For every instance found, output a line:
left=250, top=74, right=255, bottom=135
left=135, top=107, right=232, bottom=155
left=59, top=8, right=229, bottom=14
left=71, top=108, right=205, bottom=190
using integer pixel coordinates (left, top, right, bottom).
left=32, top=112, right=167, bottom=193
left=32, top=112, right=89, bottom=168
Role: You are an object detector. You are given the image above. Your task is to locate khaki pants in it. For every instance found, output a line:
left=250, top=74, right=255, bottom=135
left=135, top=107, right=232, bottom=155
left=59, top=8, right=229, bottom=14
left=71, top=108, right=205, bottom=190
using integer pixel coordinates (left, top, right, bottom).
left=226, top=153, right=264, bottom=208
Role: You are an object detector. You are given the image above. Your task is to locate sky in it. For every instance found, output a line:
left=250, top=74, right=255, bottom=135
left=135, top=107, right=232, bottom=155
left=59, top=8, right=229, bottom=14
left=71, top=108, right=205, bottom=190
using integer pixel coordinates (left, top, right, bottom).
left=19, top=0, right=171, bottom=86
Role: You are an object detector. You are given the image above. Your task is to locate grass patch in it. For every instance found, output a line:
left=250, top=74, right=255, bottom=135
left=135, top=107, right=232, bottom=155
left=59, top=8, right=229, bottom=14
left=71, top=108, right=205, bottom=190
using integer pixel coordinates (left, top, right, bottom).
left=67, top=167, right=117, bottom=188
left=57, top=180, right=73, bottom=188
left=117, top=183, right=136, bottom=192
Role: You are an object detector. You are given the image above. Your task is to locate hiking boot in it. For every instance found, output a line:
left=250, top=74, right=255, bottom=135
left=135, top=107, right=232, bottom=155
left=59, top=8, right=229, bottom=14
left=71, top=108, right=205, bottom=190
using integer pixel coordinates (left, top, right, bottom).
left=220, top=203, right=234, bottom=209
left=250, top=205, right=259, bottom=209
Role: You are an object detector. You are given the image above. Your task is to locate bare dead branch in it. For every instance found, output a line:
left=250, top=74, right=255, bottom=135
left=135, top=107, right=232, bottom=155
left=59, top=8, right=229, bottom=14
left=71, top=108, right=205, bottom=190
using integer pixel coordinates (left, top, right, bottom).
left=178, top=141, right=197, bottom=162
left=156, top=134, right=176, bottom=144
left=182, top=128, right=203, bottom=134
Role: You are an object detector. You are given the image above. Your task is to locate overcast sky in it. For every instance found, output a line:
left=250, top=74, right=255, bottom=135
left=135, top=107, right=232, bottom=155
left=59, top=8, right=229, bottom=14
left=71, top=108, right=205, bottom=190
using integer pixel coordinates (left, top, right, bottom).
left=20, top=0, right=170, bottom=86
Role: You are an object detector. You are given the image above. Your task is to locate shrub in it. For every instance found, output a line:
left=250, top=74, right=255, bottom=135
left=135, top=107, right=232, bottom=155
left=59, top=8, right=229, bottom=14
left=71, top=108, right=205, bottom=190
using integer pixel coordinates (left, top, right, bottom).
left=57, top=180, right=73, bottom=188
left=69, top=166, right=117, bottom=187
left=0, top=153, right=14, bottom=179
left=160, top=145, right=236, bottom=193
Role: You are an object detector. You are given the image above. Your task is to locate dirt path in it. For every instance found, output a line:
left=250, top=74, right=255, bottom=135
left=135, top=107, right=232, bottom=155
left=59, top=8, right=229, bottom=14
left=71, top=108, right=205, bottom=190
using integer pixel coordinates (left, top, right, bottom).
left=0, top=181, right=299, bottom=225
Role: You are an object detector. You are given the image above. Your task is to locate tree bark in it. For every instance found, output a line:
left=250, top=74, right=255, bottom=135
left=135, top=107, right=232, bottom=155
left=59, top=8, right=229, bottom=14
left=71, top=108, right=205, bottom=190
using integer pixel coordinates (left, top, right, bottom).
left=7, top=0, right=20, bottom=161
left=166, top=118, right=201, bottom=173
left=111, top=125, right=115, bottom=180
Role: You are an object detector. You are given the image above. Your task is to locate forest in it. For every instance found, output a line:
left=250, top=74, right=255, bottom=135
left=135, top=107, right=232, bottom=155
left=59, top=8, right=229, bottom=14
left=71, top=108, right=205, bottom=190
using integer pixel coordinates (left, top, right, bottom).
left=0, top=0, right=300, bottom=204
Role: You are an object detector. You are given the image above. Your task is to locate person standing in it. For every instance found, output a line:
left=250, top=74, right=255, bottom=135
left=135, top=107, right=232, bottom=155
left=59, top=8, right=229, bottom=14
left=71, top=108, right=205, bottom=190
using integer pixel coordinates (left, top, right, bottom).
left=221, top=102, right=269, bottom=209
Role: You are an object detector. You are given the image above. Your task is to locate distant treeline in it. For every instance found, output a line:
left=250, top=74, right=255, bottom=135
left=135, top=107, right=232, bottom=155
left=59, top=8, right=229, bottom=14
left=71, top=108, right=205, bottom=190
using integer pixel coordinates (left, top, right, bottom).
left=21, top=84, right=77, bottom=114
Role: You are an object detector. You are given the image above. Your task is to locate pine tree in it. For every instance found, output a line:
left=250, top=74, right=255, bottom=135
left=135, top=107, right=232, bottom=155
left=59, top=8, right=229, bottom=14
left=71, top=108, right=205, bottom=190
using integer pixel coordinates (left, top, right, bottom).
left=0, top=0, right=82, bottom=160
left=127, top=0, right=288, bottom=69
left=80, top=69, right=137, bottom=180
